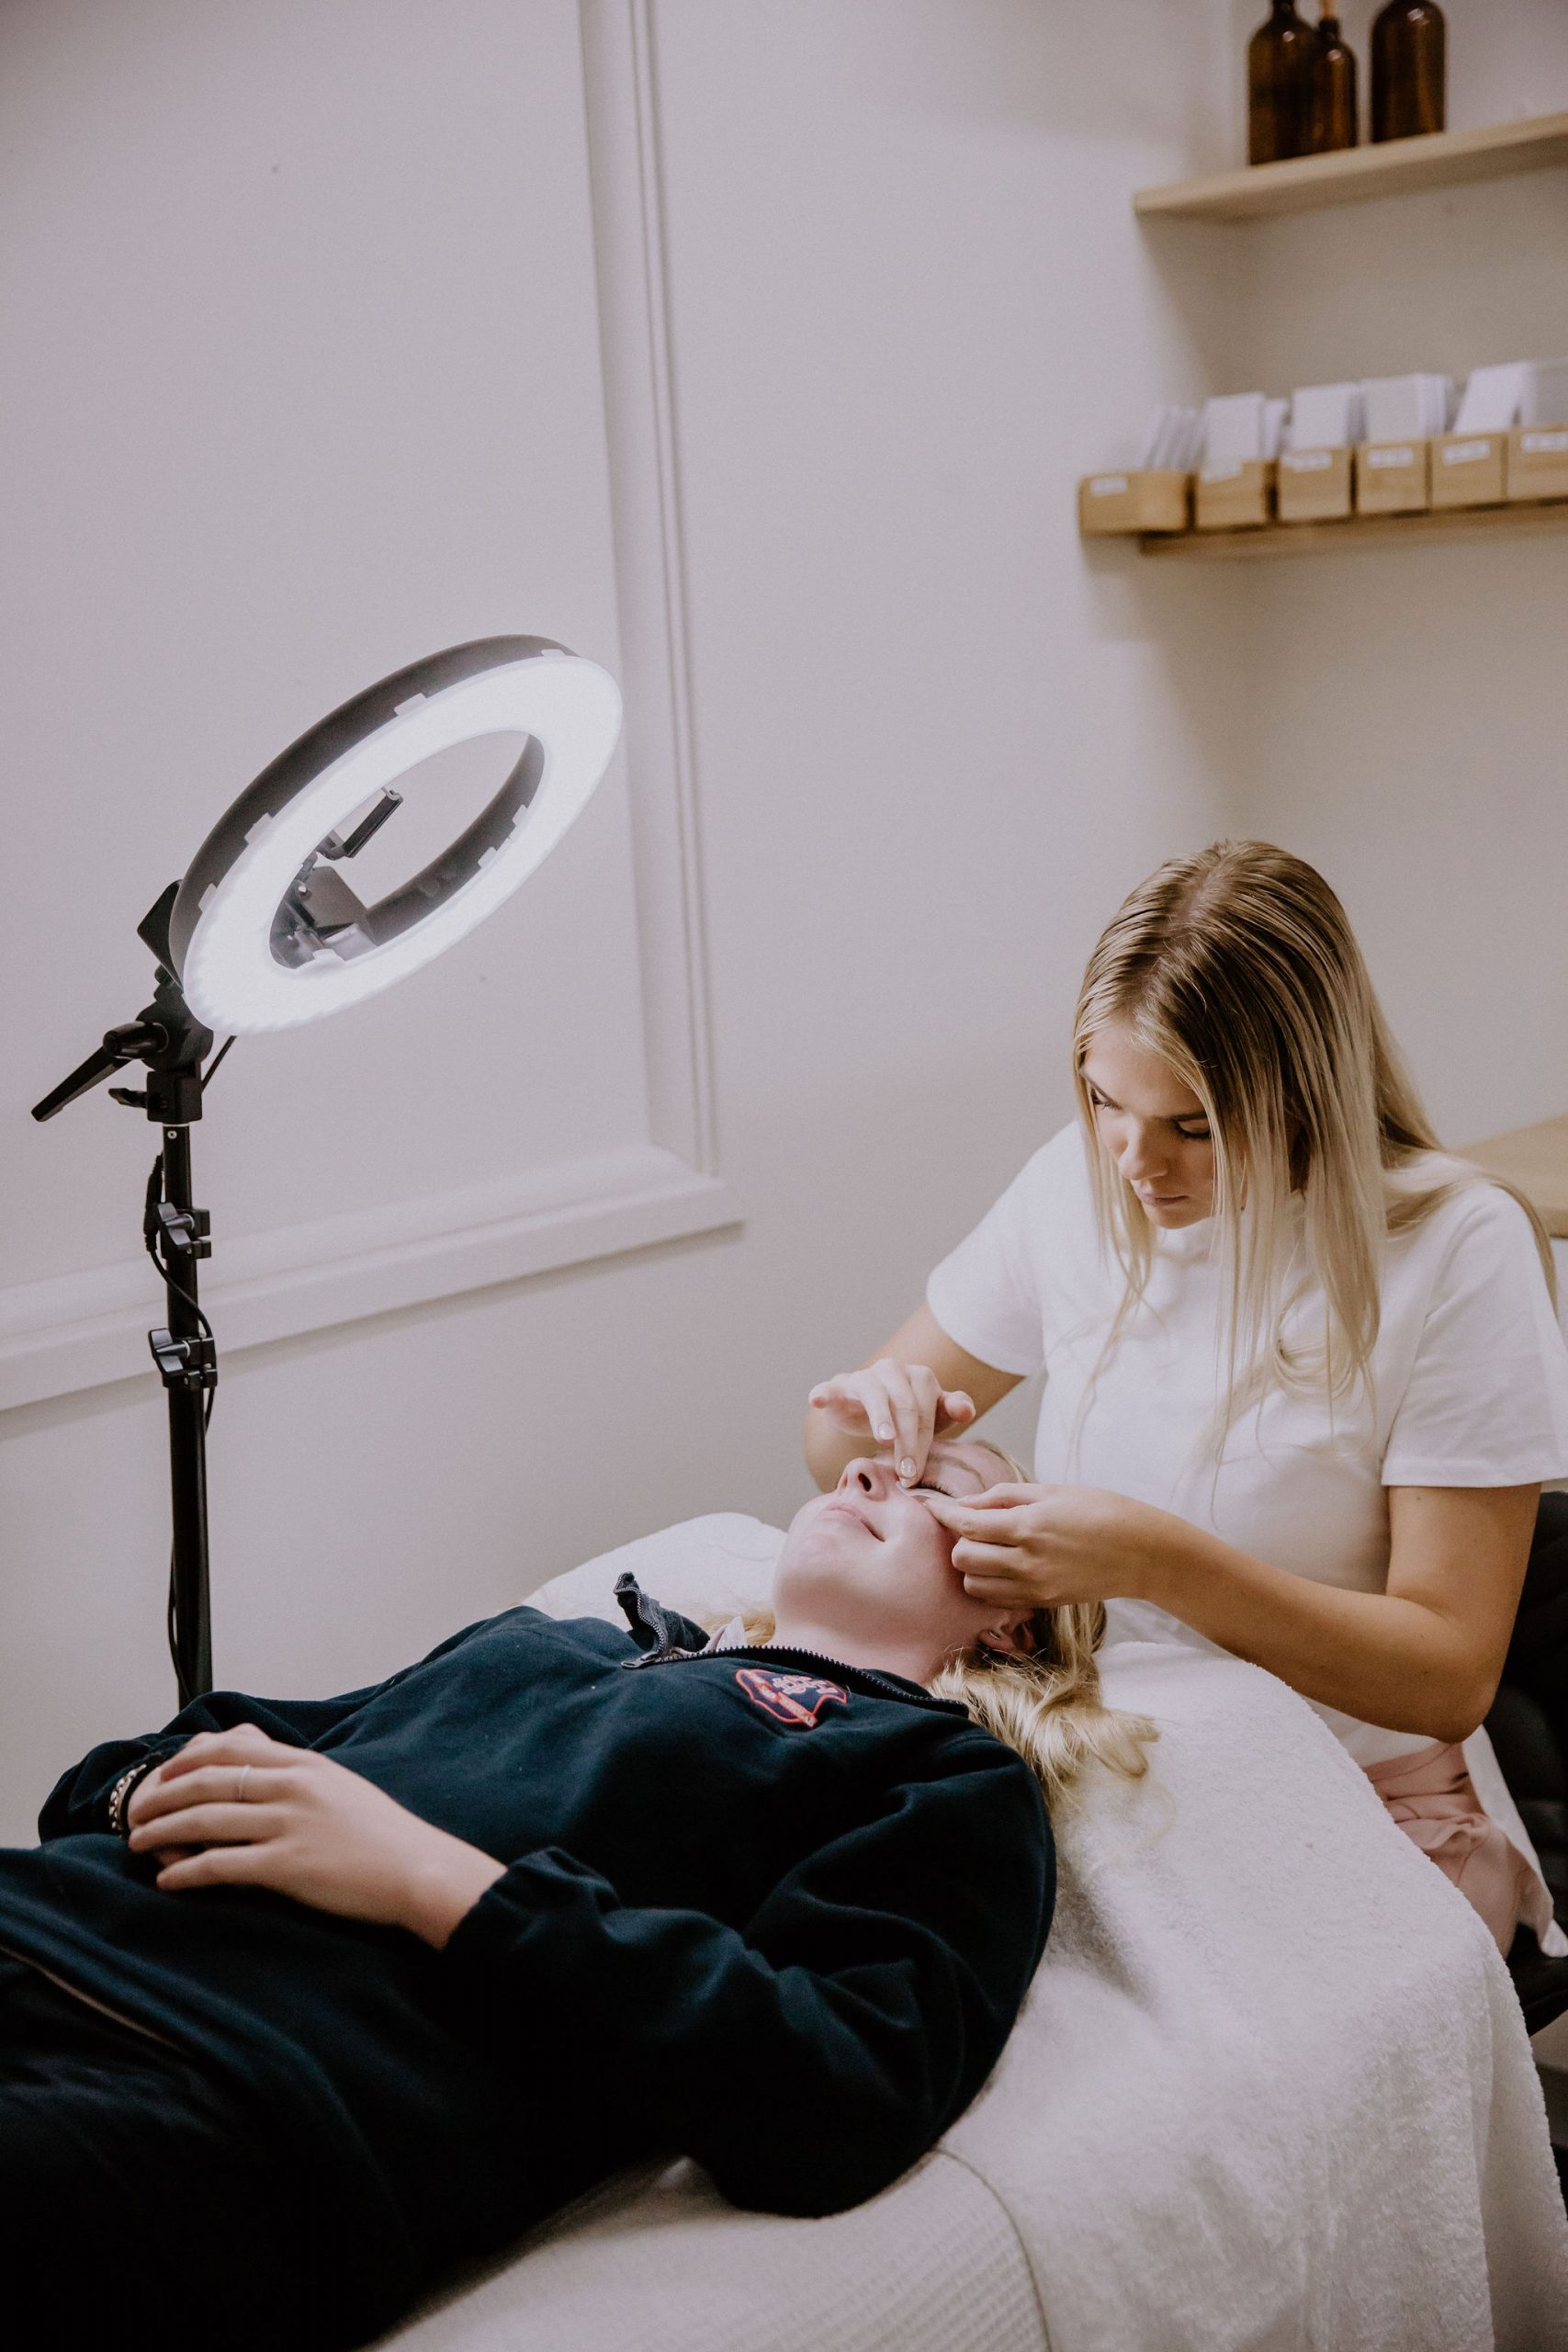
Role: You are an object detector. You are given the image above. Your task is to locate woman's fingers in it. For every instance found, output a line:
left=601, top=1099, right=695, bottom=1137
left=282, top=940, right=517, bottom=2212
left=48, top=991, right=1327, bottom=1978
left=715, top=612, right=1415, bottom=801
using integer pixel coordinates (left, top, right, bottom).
left=155, top=1843, right=269, bottom=1892
left=809, top=1363, right=1000, bottom=1484
left=153, top=1723, right=290, bottom=1785
left=957, top=1573, right=1033, bottom=1605
left=133, top=1758, right=280, bottom=1816
left=953, top=1538, right=1031, bottom=1580
left=128, top=1798, right=276, bottom=1852
left=810, top=1363, right=974, bottom=1482
left=130, top=1760, right=288, bottom=1832
left=807, top=1376, right=868, bottom=1428
left=874, top=1363, right=936, bottom=1483
left=922, top=1495, right=1031, bottom=1543
left=808, top=1372, right=889, bottom=1444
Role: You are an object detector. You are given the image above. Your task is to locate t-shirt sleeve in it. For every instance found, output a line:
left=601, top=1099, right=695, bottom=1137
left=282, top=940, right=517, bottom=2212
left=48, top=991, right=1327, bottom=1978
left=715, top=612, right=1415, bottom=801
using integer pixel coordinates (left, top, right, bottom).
left=1382, top=1185, right=1568, bottom=1487
left=925, top=1135, right=1075, bottom=1378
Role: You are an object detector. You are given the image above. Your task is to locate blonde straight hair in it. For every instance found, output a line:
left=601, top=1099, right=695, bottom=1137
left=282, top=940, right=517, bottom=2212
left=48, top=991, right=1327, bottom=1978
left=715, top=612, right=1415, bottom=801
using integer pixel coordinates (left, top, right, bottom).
left=1073, top=841, right=1555, bottom=1435
left=734, top=1443, right=1156, bottom=1810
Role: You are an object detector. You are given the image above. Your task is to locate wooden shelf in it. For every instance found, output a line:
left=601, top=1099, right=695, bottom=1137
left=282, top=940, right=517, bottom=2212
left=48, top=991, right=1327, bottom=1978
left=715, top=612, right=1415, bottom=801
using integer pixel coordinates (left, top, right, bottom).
left=1462, top=1114, right=1568, bottom=1240
left=1134, top=110, right=1568, bottom=222
left=1135, top=498, right=1568, bottom=560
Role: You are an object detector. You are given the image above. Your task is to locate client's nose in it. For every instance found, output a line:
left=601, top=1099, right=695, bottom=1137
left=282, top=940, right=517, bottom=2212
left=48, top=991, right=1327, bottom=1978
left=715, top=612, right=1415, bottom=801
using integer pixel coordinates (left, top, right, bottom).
left=840, top=1457, right=897, bottom=1498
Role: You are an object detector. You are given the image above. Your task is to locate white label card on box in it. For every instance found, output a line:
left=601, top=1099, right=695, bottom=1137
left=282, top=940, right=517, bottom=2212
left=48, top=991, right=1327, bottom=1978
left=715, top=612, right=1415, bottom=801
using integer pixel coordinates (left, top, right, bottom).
left=1201, top=463, right=1244, bottom=483
left=1282, top=450, right=1332, bottom=473
left=1365, top=447, right=1416, bottom=469
left=1442, top=439, right=1492, bottom=465
left=1521, top=431, right=1568, bottom=455
left=1089, top=475, right=1129, bottom=496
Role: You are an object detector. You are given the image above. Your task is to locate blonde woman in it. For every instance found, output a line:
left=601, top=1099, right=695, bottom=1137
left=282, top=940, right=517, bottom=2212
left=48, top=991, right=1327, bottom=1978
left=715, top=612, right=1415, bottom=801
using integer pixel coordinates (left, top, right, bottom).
left=806, top=840, right=1568, bottom=1962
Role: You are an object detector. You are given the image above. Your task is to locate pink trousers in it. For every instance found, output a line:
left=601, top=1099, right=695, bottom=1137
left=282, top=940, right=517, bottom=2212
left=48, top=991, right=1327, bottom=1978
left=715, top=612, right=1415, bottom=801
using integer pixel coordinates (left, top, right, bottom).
left=1364, top=1741, right=1536, bottom=1957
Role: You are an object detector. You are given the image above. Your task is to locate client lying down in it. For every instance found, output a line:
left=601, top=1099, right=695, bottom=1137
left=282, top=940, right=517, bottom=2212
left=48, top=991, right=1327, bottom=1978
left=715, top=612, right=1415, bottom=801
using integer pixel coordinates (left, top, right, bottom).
left=0, top=1440, right=1150, bottom=2351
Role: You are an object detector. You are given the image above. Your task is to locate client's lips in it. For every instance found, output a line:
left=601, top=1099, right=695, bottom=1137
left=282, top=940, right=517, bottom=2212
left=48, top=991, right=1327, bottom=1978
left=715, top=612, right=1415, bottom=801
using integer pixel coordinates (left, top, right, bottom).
left=823, top=1498, right=879, bottom=1538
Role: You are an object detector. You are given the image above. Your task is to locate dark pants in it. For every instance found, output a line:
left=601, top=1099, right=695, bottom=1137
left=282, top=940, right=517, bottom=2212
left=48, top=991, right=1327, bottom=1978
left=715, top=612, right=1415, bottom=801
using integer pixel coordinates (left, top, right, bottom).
left=1494, top=1489, right=1568, bottom=1926
left=1490, top=1492, right=1568, bottom=2034
left=0, top=1955, right=368, bottom=2351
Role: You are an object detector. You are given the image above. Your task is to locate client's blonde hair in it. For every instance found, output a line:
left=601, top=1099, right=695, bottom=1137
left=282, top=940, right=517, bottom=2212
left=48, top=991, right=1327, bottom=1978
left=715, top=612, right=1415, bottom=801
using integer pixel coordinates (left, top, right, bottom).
left=736, top=1442, right=1156, bottom=1811
left=927, top=1441, right=1156, bottom=1810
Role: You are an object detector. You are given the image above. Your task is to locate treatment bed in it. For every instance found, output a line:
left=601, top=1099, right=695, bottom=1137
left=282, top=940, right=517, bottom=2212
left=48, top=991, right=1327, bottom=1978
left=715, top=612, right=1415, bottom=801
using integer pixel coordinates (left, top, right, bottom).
left=379, top=1516, right=1568, bottom=2352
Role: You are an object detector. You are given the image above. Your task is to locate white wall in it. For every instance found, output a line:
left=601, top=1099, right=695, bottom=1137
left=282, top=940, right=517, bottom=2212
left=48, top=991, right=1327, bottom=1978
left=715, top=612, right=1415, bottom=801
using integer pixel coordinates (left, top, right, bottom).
left=1212, top=0, right=1568, bottom=1146
left=8, top=0, right=1567, bottom=1853
left=0, top=0, right=1248, bottom=1840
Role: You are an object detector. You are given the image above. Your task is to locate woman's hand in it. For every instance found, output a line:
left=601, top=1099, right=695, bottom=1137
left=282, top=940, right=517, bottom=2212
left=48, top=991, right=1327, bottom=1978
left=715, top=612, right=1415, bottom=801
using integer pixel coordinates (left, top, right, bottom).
left=125, top=1724, right=505, bottom=1948
left=923, top=1482, right=1190, bottom=1608
left=807, top=1358, right=976, bottom=1484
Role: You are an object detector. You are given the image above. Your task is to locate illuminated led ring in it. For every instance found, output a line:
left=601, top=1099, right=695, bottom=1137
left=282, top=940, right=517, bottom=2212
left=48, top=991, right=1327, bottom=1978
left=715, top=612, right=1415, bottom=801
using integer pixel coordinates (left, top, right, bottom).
left=169, top=637, right=623, bottom=1035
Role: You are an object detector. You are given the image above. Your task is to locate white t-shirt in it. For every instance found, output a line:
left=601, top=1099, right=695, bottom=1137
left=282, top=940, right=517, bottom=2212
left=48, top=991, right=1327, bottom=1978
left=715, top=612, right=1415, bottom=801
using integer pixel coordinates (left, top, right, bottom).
left=928, top=1123, right=1568, bottom=1946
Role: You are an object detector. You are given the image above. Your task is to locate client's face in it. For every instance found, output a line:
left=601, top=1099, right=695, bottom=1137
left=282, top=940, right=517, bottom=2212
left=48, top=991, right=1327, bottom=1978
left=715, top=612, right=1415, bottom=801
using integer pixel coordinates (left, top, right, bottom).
left=771, top=1441, right=1032, bottom=1679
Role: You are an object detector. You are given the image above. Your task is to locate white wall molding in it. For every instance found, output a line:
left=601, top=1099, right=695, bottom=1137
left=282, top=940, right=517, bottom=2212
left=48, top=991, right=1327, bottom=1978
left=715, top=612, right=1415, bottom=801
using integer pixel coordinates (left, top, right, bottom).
left=581, top=0, right=718, bottom=1177
left=0, top=0, right=734, bottom=1415
left=0, top=1145, right=729, bottom=1411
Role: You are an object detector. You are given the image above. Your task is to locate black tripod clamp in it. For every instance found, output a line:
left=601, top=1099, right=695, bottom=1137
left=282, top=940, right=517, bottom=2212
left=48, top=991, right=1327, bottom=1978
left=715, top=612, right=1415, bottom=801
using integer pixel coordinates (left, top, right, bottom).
left=31, top=881, right=221, bottom=1703
left=32, top=884, right=215, bottom=1126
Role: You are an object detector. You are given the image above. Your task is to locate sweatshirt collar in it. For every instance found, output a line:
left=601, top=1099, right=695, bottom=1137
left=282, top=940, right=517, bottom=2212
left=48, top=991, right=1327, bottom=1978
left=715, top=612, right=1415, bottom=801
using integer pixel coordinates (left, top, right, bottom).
left=612, top=1574, right=969, bottom=1715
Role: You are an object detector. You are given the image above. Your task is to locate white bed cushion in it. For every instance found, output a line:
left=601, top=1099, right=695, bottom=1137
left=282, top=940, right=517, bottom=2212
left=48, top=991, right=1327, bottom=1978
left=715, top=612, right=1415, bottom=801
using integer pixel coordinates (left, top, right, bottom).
left=383, top=2150, right=1043, bottom=2352
left=523, top=1512, right=784, bottom=1630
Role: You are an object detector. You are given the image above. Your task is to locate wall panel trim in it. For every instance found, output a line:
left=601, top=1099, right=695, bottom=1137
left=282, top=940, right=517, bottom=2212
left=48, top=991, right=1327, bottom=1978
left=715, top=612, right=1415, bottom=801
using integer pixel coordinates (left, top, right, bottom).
left=0, top=0, right=734, bottom=1414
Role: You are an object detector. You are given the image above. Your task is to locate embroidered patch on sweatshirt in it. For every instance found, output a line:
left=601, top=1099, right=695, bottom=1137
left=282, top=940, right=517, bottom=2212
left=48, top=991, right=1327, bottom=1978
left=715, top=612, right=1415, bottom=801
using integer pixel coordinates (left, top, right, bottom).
left=735, top=1667, right=849, bottom=1728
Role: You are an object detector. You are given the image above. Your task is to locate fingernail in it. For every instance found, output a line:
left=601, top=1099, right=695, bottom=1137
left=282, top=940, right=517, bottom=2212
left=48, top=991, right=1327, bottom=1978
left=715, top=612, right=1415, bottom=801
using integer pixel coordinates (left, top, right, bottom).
left=899, top=1459, right=916, bottom=1480
left=877, top=1424, right=893, bottom=1442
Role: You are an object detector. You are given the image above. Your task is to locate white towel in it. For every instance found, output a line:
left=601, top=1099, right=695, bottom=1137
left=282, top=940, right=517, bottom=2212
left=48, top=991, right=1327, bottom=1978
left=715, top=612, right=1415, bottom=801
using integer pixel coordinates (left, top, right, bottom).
left=945, top=1643, right=1568, bottom=2352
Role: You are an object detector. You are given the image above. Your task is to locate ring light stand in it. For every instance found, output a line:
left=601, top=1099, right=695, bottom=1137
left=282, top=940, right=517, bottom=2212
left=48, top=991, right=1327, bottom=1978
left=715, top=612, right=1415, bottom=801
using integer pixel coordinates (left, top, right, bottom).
left=32, top=637, right=622, bottom=1705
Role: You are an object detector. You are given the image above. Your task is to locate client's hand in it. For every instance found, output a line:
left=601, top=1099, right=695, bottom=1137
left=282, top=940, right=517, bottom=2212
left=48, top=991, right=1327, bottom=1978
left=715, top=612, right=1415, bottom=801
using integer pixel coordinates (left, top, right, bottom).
left=922, top=1482, right=1178, bottom=1608
left=124, top=1724, right=505, bottom=1949
left=808, top=1358, right=976, bottom=1484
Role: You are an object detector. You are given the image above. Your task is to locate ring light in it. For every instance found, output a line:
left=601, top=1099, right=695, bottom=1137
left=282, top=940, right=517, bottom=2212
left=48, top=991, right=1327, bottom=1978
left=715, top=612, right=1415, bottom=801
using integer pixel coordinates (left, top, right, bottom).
left=170, top=636, right=622, bottom=1034
left=33, top=633, right=623, bottom=1706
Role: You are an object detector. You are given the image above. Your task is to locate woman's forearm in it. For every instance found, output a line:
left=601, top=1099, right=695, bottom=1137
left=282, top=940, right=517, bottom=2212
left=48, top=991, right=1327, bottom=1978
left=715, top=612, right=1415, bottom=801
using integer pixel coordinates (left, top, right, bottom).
left=1142, top=1523, right=1494, bottom=1743
left=401, top=1839, right=508, bottom=1950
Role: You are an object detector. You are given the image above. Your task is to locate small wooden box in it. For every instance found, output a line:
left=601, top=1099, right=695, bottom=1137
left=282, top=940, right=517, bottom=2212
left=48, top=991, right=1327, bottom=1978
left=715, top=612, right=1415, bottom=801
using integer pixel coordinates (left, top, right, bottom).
left=1194, top=459, right=1275, bottom=531
left=1506, top=424, right=1568, bottom=503
left=1276, top=447, right=1352, bottom=524
left=1355, top=439, right=1430, bottom=515
left=1077, top=469, right=1190, bottom=537
left=1431, top=432, right=1506, bottom=508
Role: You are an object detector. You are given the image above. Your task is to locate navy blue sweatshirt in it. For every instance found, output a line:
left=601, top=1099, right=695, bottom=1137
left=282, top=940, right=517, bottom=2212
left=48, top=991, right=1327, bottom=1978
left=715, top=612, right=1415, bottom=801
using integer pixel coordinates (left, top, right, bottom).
left=2, top=1582, right=1053, bottom=2335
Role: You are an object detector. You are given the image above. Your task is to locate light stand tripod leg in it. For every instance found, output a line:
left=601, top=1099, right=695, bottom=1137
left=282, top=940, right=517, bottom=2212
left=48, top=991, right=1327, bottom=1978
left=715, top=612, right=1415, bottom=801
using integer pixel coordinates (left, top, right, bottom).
left=35, top=889, right=220, bottom=1707
left=158, top=1124, right=213, bottom=1703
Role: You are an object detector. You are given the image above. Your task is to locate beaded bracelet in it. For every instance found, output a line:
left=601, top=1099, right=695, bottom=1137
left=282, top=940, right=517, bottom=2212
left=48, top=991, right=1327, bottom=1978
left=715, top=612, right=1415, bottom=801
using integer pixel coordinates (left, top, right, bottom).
left=107, top=1757, right=164, bottom=1839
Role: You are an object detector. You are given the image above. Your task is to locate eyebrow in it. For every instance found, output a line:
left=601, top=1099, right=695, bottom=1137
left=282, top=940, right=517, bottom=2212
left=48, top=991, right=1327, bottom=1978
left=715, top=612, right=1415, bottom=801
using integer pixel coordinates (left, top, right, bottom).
left=911, top=1458, right=987, bottom=1498
left=1081, top=1079, right=1209, bottom=1123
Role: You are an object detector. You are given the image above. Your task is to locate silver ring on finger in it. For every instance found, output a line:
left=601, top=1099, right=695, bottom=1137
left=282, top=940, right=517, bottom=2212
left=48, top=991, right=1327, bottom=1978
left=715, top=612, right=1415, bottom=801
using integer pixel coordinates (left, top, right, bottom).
left=234, top=1765, right=252, bottom=1804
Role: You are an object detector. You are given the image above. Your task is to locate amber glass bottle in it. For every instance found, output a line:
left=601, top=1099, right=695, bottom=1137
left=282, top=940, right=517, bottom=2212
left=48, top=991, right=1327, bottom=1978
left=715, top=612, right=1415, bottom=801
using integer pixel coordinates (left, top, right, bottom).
left=1371, top=2, right=1445, bottom=141
left=1248, top=0, right=1317, bottom=164
left=1312, top=5, right=1359, bottom=153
